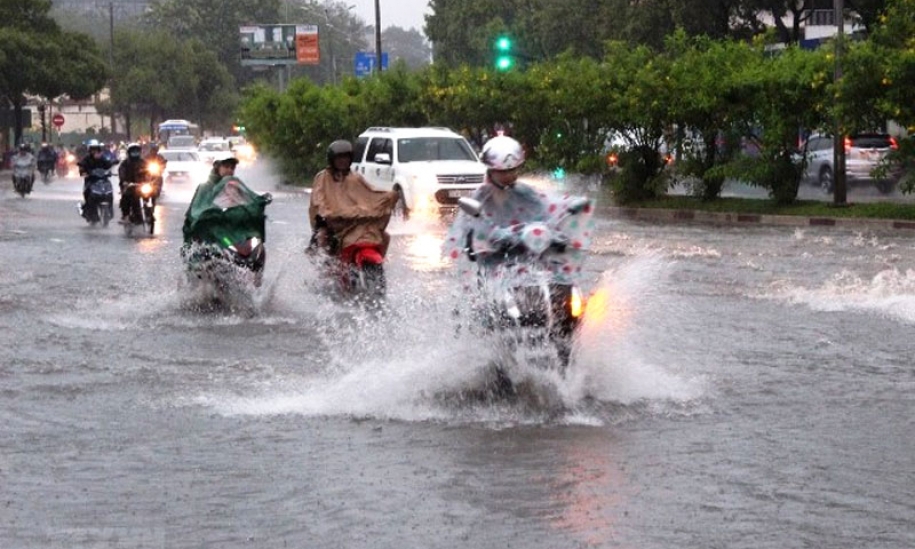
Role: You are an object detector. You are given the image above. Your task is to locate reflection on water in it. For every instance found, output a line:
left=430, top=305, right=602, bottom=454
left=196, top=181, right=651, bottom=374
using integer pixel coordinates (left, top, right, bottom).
left=549, top=439, right=627, bottom=547
left=403, top=232, right=449, bottom=272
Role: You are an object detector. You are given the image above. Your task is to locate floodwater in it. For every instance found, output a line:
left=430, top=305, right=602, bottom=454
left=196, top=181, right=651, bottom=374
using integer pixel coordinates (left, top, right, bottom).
left=2, top=166, right=914, bottom=548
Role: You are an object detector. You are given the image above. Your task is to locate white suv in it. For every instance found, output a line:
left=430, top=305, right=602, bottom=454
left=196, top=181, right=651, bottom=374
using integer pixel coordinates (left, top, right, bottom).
left=351, top=127, right=486, bottom=217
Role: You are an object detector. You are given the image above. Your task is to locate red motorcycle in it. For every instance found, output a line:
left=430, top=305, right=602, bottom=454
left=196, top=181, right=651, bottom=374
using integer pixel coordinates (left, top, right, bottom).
left=307, top=222, right=388, bottom=301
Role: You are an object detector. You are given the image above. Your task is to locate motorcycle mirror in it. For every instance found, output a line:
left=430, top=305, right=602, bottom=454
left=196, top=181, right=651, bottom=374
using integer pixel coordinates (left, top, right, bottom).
left=566, top=197, right=591, bottom=215
left=457, top=197, right=482, bottom=217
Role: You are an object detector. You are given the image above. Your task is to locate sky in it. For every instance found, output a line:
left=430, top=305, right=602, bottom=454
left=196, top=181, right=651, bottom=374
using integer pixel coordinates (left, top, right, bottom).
left=348, top=0, right=431, bottom=34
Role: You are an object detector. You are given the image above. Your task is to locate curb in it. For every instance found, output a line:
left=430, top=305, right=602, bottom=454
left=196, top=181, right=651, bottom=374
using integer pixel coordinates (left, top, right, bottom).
left=603, top=206, right=915, bottom=232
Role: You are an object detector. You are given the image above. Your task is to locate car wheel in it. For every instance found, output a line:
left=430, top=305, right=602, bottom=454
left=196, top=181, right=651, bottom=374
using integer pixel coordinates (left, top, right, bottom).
left=819, top=167, right=834, bottom=193
left=393, top=186, right=410, bottom=221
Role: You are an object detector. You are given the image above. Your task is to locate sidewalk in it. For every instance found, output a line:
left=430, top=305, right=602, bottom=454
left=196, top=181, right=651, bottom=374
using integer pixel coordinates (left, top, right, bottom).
left=603, top=205, right=915, bottom=232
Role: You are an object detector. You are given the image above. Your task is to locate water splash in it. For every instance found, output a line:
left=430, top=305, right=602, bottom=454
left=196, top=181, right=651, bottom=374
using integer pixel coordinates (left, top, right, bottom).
left=197, top=252, right=705, bottom=425
left=778, top=267, right=915, bottom=324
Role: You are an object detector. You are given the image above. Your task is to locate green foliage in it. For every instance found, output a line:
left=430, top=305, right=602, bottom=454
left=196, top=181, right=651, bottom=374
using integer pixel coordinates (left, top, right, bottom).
left=0, top=3, right=107, bottom=142
left=109, top=30, right=236, bottom=135
left=143, top=0, right=282, bottom=84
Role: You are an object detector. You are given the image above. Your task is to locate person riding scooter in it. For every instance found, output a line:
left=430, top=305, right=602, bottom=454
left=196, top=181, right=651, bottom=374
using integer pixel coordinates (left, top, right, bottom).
left=36, top=143, right=57, bottom=182
left=118, top=143, right=148, bottom=222
left=182, top=157, right=271, bottom=246
left=78, top=139, right=118, bottom=214
left=307, top=140, right=399, bottom=261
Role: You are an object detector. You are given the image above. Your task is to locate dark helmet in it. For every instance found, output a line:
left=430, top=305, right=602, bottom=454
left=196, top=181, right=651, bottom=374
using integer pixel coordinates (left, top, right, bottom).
left=327, top=140, right=354, bottom=165
left=127, top=142, right=142, bottom=158
left=18, top=142, right=30, bottom=152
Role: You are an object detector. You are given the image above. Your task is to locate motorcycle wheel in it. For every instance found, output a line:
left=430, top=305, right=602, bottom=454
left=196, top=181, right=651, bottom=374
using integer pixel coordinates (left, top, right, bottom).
left=101, top=204, right=111, bottom=228
left=145, top=206, right=155, bottom=235
left=360, top=263, right=386, bottom=298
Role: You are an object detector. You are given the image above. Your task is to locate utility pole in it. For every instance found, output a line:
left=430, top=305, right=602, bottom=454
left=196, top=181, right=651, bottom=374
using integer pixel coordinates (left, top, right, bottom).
left=108, top=1, right=117, bottom=135
left=374, top=0, right=382, bottom=74
left=325, top=8, right=337, bottom=85
left=832, top=0, right=847, bottom=205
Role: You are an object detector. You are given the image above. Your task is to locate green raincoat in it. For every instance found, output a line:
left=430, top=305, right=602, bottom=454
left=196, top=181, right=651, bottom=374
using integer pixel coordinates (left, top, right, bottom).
left=182, top=175, right=268, bottom=248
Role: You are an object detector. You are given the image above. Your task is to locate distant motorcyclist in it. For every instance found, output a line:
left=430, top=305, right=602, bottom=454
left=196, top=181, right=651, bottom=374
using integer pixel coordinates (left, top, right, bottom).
left=36, top=143, right=57, bottom=180
left=11, top=143, right=37, bottom=185
left=307, top=140, right=398, bottom=259
left=144, top=144, right=167, bottom=198
left=117, top=143, right=147, bottom=222
left=77, top=139, right=118, bottom=212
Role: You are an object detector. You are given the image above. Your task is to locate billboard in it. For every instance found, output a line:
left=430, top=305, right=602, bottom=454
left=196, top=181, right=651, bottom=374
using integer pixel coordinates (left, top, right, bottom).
left=240, top=24, right=319, bottom=66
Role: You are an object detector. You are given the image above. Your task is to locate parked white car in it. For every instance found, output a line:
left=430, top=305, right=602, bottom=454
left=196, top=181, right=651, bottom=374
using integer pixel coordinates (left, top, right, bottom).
left=351, top=126, right=486, bottom=218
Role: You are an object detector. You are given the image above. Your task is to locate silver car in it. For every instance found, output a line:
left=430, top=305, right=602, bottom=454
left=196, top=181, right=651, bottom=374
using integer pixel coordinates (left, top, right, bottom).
left=802, top=133, right=900, bottom=194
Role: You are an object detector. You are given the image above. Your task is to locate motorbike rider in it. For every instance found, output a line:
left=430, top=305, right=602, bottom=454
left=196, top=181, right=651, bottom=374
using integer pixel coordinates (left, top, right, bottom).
left=442, top=135, right=553, bottom=266
left=307, top=140, right=398, bottom=260
left=11, top=143, right=37, bottom=184
left=117, top=143, right=148, bottom=222
left=182, top=157, right=270, bottom=245
left=77, top=139, right=118, bottom=214
left=36, top=143, right=58, bottom=179
left=144, top=144, right=166, bottom=196
left=443, top=135, right=595, bottom=279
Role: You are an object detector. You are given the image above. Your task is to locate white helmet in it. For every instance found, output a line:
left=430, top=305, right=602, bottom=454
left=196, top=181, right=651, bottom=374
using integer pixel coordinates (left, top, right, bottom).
left=481, top=135, right=525, bottom=171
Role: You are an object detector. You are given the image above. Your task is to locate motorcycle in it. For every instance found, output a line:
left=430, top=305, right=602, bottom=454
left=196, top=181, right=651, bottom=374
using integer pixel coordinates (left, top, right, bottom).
left=182, top=236, right=267, bottom=290
left=307, top=220, right=388, bottom=302
left=56, top=152, right=75, bottom=178
left=455, top=195, right=593, bottom=385
left=37, top=159, right=55, bottom=185
left=145, top=158, right=163, bottom=199
left=80, top=168, right=114, bottom=227
left=121, top=179, right=157, bottom=236
left=11, top=157, right=35, bottom=197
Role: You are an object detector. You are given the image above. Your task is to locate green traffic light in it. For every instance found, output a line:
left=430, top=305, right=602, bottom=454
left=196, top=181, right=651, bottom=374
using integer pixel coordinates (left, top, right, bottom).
left=496, top=56, right=513, bottom=71
left=496, top=36, right=512, bottom=51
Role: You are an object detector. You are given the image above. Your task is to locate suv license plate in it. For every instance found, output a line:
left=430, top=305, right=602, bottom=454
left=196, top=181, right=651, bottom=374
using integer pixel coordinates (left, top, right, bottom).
left=448, top=190, right=470, bottom=198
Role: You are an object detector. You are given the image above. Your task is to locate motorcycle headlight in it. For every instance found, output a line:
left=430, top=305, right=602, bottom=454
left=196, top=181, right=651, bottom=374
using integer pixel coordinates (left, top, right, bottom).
left=569, top=286, right=584, bottom=318
left=147, top=162, right=161, bottom=176
left=140, top=183, right=153, bottom=196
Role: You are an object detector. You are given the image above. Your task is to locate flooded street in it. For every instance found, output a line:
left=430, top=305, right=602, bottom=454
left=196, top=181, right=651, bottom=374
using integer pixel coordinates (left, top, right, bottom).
left=2, top=167, right=914, bottom=548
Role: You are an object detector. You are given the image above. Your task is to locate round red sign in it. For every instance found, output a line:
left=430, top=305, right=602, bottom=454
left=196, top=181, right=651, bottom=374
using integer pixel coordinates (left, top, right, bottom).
left=52, top=113, right=65, bottom=128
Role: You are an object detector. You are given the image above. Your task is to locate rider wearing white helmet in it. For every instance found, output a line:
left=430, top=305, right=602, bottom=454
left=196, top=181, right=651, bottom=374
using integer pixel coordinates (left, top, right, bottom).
left=443, top=134, right=553, bottom=266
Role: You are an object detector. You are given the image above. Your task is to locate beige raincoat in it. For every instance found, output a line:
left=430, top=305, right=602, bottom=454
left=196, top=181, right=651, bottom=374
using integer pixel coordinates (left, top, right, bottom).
left=308, top=169, right=398, bottom=251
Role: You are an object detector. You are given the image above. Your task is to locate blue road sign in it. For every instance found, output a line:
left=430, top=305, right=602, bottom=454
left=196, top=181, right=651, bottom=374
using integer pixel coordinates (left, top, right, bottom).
left=354, top=51, right=389, bottom=77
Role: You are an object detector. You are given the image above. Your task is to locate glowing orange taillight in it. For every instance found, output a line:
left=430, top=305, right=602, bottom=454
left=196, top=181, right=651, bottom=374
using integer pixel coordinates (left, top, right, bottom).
left=844, top=136, right=852, bottom=154
left=890, top=136, right=899, bottom=150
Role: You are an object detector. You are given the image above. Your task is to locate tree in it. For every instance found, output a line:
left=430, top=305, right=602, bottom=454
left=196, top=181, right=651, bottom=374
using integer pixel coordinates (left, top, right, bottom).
left=144, top=0, right=282, bottom=85
left=0, top=9, right=108, bottom=145
left=382, top=26, right=432, bottom=69
left=109, top=30, right=236, bottom=137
